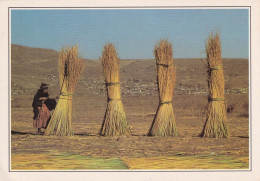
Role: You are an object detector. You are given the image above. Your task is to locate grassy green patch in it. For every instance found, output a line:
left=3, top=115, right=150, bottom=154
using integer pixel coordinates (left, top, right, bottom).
left=121, top=154, right=249, bottom=169
left=12, top=152, right=249, bottom=170
left=12, top=152, right=128, bottom=170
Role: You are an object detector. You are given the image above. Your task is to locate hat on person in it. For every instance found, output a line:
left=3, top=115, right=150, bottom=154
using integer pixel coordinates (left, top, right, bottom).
left=40, top=83, right=49, bottom=89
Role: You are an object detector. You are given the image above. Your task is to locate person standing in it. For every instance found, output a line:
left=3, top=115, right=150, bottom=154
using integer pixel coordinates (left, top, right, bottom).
left=32, top=83, right=51, bottom=134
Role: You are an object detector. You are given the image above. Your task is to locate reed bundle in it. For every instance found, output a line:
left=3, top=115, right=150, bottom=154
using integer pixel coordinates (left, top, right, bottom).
left=44, top=45, right=85, bottom=136
left=200, top=33, right=229, bottom=138
left=99, top=43, right=130, bottom=136
left=148, top=39, right=178, bottom=136
left=99, top=43, right=131, bottom=136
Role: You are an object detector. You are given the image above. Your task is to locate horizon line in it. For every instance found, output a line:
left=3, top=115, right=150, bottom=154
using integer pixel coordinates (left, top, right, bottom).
left=11, top=43, right=249, bottom=60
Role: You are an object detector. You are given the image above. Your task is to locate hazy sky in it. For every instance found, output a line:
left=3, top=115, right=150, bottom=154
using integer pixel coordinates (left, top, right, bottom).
left=11, top=9, right=249, bottom=59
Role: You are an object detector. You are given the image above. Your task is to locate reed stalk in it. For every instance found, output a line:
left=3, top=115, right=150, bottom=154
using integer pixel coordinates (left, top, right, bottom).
left=99, top=43, right=131, bottom=136
left=148, top=39, right=178, bottom=136
left=44, top=45, right=85, bottom=136
left=200, top=33, right=229, bottom=138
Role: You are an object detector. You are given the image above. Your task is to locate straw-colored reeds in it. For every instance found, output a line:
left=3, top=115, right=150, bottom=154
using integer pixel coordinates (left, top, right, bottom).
left=148, top=39, right=178, bottom=136
left=200, top=33, right=229, bottom=138
left=99, top=43, right=131, bottom=136
left=44, top=45, right=85, bottom=136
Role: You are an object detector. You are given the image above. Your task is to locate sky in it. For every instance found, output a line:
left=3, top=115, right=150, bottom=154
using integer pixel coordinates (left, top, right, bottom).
left=11, top=9, right=249, bottom=59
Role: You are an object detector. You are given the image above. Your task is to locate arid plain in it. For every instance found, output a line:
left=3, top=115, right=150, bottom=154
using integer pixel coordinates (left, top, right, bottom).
left=11, top=44, right=249, bottom=170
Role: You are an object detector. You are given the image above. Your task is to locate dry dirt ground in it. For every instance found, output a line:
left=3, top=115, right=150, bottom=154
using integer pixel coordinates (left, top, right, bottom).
left=11, top=45, right=249, bottom=170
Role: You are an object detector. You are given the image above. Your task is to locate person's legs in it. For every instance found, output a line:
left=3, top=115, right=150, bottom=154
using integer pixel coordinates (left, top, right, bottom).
left=37, top=128, right=41, bottom=134
left=41, top=104, right=51, bottom=130
left=33, top=107, right=39, bottom=120
left=33, top=107, right=41, bottom=134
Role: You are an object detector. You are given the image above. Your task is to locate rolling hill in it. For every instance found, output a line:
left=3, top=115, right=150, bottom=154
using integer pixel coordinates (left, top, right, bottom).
left=11, top=44, right=249, bottom=97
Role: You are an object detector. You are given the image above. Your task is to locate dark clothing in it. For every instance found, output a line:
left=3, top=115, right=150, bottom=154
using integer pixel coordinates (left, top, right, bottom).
left=32, top=89, right=49, bottom=108
left=33, top=107, right=39, bottom=120
left=32, top=89, right=49, bottom=119
left=44, top=98, right=57, bottom=111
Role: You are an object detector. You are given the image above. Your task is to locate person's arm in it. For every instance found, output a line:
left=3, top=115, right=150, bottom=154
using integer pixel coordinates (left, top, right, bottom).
left=33, top=93, right=42, bottom=107
left=39, top=97, right=48, bottom=101
left=39, top=92, right=49, bottom=101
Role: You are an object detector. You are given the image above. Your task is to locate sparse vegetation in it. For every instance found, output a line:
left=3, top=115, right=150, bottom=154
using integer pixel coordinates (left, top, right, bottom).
left=11, top=44, right=249, bottom=169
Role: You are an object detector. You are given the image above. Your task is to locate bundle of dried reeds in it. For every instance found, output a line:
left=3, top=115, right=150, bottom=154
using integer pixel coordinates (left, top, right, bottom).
left=200, top=33, right=229, bottom=138
left=99, top=43, right=131, bottom=136
left=44, top=45, right=85, bottom=136
left=148, top=39, right=178, bottom=136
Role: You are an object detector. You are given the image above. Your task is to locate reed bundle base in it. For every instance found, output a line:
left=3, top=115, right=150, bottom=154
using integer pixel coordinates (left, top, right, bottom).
left=148, top=103, right=178, bottom=136
left=44, top=95, right=73, bottom=136
left=100, top=100, right=130, bottom=136
left=200, top=101, right=229, bottom=138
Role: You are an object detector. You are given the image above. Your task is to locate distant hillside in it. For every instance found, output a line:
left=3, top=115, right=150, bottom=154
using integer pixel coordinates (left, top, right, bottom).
left=11, top=44, right=249, bottom=97
left=11, top=44, right=58, bottom=62
left=11, top=44, right=59, bottom=76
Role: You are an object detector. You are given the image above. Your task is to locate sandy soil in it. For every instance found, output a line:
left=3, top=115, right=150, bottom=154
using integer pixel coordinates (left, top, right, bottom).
left=10, top=44, right=249, bottom=170
left=11, top=94, right=249, bottom=170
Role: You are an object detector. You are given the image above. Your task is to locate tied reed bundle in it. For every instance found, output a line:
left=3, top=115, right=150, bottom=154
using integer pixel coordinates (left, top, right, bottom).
left=148, top=39, right=178, bottom=136
left=44, top=45, right=85, bottom=136
left=200, top=33, right=229, bottom=138
left=99, top=43, right=131, bottom=136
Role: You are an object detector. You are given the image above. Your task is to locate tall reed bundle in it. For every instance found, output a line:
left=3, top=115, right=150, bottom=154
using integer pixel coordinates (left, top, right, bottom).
left=148, top=39, right=178, bottom=136
left=200, top=33, right=229, bottom=138
left=99, top=43, right=131, bottom=136
left=44, top=45, right=85, bottom=136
